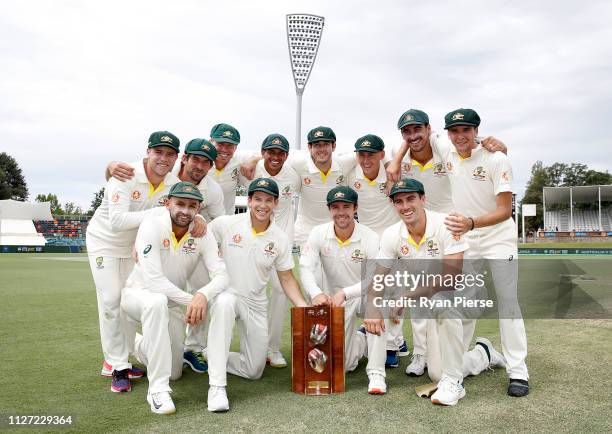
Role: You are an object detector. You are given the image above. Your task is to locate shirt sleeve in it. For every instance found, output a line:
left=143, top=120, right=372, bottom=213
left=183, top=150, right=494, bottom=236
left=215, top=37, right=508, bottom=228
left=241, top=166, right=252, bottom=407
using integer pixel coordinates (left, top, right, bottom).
left=377, top=226, right=399, bottom=262
left=135, top=217, right=193, bottom=306
left=274, top=234, right=295, bottom=272
left=287, top=150, right=308, bottom=172
left=335, top=152, right=357, bottom=174
left=107, top=178, right=160, bottom=232
left=429, top=132, right=452, bottom=163
left=298, top=230, right=324, bottom=299
left=203, top=180, right=226, bottom=221
left=208, top=215, right=229, bottom=245
left=195, top=232, right=229, bottom=302
left=490, top=152, right=514, bottom=195
left=343, top=231, right=380, bottom=299
left=441, top=220, right=469, bottom=256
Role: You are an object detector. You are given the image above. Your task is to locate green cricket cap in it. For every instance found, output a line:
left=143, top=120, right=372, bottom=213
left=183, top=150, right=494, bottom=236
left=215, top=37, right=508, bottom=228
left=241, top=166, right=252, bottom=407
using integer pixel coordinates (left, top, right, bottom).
left=185, top=138, right=217, bottom=161
left=326, top=186, right=358, bottom=206
left=307, top=126, right=336, bottom=143
left=248, top=177, right=279, bottom=198
left=397, top=109, right=429, bottom=129
left=354, top=134, right=385, bottom=153
left=210, top=123, right=240, bottom=145
left=444, top=108, right=481, bottom=129
left=389, top=178, right=425, bottom=197
left=261, top=133, right=290, bottom=152
left=148, top=131, right=180, bottom=153
left=168, top=181, right=203, bottom=202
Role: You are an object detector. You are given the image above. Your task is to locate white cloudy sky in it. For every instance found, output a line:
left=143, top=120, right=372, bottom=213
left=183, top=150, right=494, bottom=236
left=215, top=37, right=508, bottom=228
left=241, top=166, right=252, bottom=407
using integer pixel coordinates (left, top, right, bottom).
left=2, top=0, right=611, bottom=209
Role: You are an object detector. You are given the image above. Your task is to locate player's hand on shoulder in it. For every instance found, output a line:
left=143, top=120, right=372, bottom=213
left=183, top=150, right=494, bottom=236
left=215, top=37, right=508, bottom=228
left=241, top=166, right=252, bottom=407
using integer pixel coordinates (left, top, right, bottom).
left=311, top=293, right=331, bottom=306
left=444, top=212, right=471, bottom=235
left=239, top=156, right=260, bottom=180
left=108, top=161, right=135, bottom=182
left=481, top=136, right=507, bottom=154
left=190, top=215, right=207, bottom=238
left=186, top=293, right=208, bottom=325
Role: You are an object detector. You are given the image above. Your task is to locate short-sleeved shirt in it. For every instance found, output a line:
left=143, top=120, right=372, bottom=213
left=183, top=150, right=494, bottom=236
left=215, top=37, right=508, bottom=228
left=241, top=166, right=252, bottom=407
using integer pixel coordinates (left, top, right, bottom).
left=209, top=212, right=294, bottom=309
left=347, top=161, right=399, bottom=237
left=125, top=211, right=228, bottom=307
left=172, top=162, right=225, bottom=222
left=86, top=159, right=179, bottom=257
left=239, top=160, right=301, bottom=240
left=300, top=221, right=380, bottom=300
left=392, top=134, right=453, bottom=213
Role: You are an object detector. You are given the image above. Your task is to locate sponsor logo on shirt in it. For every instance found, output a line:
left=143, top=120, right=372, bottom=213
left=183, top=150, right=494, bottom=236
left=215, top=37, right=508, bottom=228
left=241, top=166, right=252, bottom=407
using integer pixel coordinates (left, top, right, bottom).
left=131, top=191, right=141, bottom=200
left=378, top=182, right=387, bottom=194
left=158, top=195, right=169, bottom=206
left=433, top=163, right=447, bottom=177
left=472, top=166, right=487, bottom=181
left=263, top=242, right=277, bottom=257
left=162, top=239, right=170, bottom=249
left=183, top=238, right=197, bottom=253
left=446, top=161, right=454, bottom=173
left=426, top=239, right=440, bottom=257
left=353, top=181, right=361, bottom=189
left=96, top=256, right=104, bottom=269
left=335, top=175, right=345, bottom=185
left=350, top=248, right=365, bottom=262
left=452, top=233, right=462, bottom=241
left=143, top=244, right=152, bottom=254
left=281, top=185, right=292, bottom=198
left=230, top=233, right=243, bottom=248
left=400, top=245, right=410, bottom=256
left=112, top=192, right=120, bottom=203
left=231, top=167, right=239, bottom=180
left=401, top=162, right=412, bottom=175
left=303, top=177, right=312, bottom=185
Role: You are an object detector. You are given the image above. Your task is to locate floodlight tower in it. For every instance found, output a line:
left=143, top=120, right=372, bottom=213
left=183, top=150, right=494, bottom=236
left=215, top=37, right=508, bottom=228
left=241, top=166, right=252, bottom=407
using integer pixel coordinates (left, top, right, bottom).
left=286, top=14, right=325, bottom=150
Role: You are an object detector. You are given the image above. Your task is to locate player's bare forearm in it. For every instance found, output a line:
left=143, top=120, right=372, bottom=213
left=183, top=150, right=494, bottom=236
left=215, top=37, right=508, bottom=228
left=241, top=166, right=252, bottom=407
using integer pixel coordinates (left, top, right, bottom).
left=277, top=269, right=308, bottom=307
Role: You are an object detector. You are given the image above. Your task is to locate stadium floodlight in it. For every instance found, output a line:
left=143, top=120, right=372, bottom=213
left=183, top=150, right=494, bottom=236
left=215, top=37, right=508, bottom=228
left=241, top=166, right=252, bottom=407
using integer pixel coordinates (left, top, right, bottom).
left=286, top=14, right=325, bottom=150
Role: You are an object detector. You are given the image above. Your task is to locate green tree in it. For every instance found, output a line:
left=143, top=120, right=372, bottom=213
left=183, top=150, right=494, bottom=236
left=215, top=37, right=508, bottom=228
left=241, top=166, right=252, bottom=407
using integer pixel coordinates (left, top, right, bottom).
left=63, top=202, right=83, bottom=216
left=35, top=193, right=64, bottom=215
left=519, top=161, right=548, bottom=231
left=0, top=152, right=28, bottom=200
left=88, top=188, right=105, bottom=216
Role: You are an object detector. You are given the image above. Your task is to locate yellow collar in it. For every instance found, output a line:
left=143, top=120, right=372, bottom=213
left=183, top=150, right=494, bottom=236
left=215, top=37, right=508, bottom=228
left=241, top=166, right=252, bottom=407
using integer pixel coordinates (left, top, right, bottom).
left=251, top=227, right=266, bottom=236
left=319, top=168, right=331, bottom=183
left=171, top=231, right=190, bottom=250
left=335, top=236, right=351, bottom=246
left=407, top=233, right=426, bottom=248
left=148, top=182, right=166, bottom=199
left=411, top=159, right=434, bottom=172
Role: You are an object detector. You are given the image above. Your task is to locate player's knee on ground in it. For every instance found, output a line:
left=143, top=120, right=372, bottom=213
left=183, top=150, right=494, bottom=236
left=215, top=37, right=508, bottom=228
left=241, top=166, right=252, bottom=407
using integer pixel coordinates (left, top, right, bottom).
left=427, top=359, right=442, bottom=383
left=244, top=357, right=266, bottom=379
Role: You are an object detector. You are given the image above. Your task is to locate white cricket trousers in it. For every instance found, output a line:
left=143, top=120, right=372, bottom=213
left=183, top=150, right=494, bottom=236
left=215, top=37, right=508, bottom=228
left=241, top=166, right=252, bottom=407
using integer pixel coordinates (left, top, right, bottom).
left=207, top=292, right=269, bottom=387
left=465, top=222, right=529, bottom=381
left=88, top=255, right=134, bottom=371
left=121, top=289, right=184, bottom=394
left=267, top=271, right=288, bottom=354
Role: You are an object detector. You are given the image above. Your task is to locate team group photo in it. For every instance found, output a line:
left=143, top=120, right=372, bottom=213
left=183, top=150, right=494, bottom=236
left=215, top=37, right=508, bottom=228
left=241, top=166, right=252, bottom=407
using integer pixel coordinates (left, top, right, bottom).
left=1, top=1, right=610, bottom=432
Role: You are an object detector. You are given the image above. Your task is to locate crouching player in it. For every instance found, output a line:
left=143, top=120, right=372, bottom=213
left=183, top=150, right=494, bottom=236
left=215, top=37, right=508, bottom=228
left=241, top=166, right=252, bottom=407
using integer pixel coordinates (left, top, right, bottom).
left=206, top=178, right=309, bottom=412
left=299, top=186, right=387, bottom=394
left=121, top=182, right=229, bottom=414
left=365, top=179, right=505, bottom=405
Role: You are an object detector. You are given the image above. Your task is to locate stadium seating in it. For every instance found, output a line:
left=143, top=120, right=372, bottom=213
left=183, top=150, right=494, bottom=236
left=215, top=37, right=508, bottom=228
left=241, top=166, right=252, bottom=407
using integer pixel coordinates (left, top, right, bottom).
left=34, top=218, right=88, bottom=247
left=545, top=208, right=612, bottom=232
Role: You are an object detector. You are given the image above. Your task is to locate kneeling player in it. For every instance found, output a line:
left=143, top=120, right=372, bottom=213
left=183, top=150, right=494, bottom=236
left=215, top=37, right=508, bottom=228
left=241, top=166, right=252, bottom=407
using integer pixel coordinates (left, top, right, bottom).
left=206, top=178, right=308, bottom=412
left=121, top=182, right=229, bottom=414
left=365, top=179, right=505, bottom=406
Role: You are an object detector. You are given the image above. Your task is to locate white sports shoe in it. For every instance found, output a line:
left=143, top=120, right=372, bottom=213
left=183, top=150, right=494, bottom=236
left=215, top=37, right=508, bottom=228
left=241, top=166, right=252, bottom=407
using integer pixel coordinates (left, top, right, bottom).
left=147, top=391, right=176, bottom=415
left=367, top=373, right=387, bottom=395
left=431, top=375, right=465, bottom=406
left=208, top=386, right=230, bottom=412
left=267, top=351, right=288, bottom=368
left=475, top=337, right=506, bottom=368
left=405, top=354, right=427, bottom=377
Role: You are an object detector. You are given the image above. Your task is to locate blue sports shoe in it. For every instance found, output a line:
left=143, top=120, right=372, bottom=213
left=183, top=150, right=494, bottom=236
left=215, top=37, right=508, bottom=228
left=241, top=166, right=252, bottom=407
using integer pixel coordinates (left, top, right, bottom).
left=385, top=350, right=399, bottom=368
left=183, top=350, right=208, bottom=373
left=398, top=340, right=409, bottom=357
left=111, top=369, right=131, bottom=392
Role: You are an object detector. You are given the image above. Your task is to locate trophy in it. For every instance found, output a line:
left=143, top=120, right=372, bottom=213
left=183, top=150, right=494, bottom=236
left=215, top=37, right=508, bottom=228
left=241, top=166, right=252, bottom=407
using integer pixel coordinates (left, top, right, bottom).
left=291, top=306, right=344, bottom=395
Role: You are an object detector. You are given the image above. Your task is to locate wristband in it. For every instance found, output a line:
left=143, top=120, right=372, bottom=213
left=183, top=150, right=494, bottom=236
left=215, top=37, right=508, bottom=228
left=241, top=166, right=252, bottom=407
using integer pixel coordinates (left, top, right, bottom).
left=468, top=217, right=475, bottom=231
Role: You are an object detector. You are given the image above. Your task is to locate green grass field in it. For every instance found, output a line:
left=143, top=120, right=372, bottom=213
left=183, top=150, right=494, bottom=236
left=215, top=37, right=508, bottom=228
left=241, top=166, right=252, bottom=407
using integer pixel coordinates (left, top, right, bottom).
left=519, top=242, right=612, bottom=248
left=1, top=254, right=611, bottom=433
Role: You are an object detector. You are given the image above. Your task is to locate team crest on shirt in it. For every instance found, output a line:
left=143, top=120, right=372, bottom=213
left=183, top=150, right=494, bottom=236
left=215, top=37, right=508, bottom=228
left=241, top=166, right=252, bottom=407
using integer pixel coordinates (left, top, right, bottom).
left=501, top=171, right=510, bottom=182
left=96, top=256, right=104, bottom=269
left=162, top=239, right=170, bottom=249
left=231, top=167, right=238, bottom=180
left=303, top=177, right=312, bottom=185
left=452, top=233, right=462, bottom=241
left=350, top=249, right=365, bottom=263
left=157, top=195, right=169, bottom=206
left=335, top=175, right=345, bottom=185
left=232, top=233, right=242, bottom=245
left=281, top=185, right=292, bottom=198
left=401, top=162, right=412, bottom=175
left=472, top=166, right=487, bottom=181
left=182, top=238, right=197, bottom=253
left=263, top=242, right=277, bottom=257
left=353, top=181, right=361, bottom=189
left=378, top=182, right=387, bottom=194
left=111, top=192, right=120, bottom=203
left=131, top=191, right=142, bottom=201
left=426, top=239, right=440, bottom=257
left=433, top=163, right=447, bottom=177
left=400, top=245, right=410, bottom=256
left=446, top=162, right=454, bottom=173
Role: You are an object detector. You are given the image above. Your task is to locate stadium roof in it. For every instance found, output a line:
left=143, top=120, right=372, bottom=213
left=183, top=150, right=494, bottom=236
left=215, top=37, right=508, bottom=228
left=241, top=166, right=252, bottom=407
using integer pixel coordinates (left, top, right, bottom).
left=543, top=185, right=612, bottom=205
left=0, top=199, right=53, bottom=220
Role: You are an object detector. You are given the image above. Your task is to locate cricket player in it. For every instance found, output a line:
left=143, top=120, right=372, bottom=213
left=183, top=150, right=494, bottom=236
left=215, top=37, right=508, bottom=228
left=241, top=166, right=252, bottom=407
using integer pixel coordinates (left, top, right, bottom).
left=439, top=108, right=529, bottom=397
left=121, top=182, right=228, bottom=414
left=345, top=134, right=408, bottom=369
left=389, top=109, right=507, bottom=377
left=237, top=133, right=301, bottom=368
left=205, top=178, right=308, bottom=412
left=299, top=186, right=387, bottom=394
left=86, top=131, right=181, bottom=392
left=365, top=178, right=505, bottom=405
